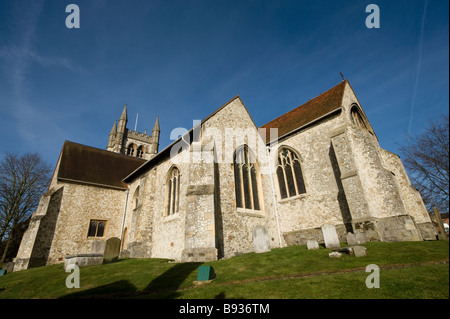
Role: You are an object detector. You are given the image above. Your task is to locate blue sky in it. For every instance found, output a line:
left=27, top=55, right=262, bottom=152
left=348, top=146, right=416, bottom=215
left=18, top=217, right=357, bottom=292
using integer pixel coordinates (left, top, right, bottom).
left=0, top=0, right=448, bottom=169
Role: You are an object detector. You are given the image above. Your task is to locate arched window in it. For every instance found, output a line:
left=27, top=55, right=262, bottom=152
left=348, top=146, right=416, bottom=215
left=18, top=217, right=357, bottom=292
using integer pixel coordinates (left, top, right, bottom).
left=234, top=145, right=261, bottom=211
left=126, top=143, right=136, bottom=156
left=132, top=186, right=140, bottom=209
left=136, top=145, right=144, bottom=158
left=350, top=105, right=367, bottom=129
left=166, top=167, right=180, bottom=216
left=276, top=147, right=306, bottom=199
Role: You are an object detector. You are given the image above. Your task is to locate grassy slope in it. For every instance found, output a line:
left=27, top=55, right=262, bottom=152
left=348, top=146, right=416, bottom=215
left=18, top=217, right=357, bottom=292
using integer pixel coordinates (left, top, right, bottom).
left=0, top=241, right=448, bottom=299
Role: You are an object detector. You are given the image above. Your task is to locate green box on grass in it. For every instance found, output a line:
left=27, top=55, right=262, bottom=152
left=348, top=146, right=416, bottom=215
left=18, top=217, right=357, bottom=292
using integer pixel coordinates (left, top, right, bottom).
left=197, top=266, right=215, bottom=281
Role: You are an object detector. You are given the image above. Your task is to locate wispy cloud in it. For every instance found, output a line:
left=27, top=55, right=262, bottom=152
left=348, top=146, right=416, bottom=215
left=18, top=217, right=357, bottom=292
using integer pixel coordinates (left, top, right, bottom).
left=0, top=47, right=79, bottom=73
left=0, top=0, right=78, bottom=149
left=408, top=0, right=428, bottom=135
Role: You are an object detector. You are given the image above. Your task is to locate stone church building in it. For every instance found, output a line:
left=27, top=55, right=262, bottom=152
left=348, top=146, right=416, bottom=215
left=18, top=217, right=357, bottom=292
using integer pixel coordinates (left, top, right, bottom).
left=14, top=80, right=436, bottom=271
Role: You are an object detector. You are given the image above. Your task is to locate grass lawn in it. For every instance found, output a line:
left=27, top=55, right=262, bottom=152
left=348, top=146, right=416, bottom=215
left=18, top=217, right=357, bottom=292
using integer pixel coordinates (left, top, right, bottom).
left=0, top=241, right=448, bottom=299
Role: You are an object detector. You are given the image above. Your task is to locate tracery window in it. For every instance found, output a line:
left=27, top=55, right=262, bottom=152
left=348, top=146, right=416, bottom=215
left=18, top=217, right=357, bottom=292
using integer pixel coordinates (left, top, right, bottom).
left=233, top=145, right=261, bottom=211
left=276, top=148, right=306, bottom=199
left=166, top=167, right=180, bottom=216
left=350, top=105, right=367, bottom=129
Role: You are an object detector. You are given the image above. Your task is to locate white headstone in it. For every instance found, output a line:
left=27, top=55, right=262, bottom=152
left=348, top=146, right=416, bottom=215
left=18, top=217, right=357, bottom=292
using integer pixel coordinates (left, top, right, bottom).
left=355, top=232, right=367, bottom=244
left=307, top=240, right=319, bottom=250
left=346, top=232, right=358, bottom=245
left=321, top=224, right=340, bottom=249
left=252, top=226, right=271, bottom=253
left=353, top=246, right=367, bottom=257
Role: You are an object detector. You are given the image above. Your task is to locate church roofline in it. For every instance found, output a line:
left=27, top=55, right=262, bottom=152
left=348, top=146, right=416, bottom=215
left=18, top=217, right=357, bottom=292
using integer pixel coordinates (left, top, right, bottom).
left=266, top=107, right=343, bottom=144
left=259, top=80, right=348, bottom=142
left=123, top=95, right=247, bottom=183
left=58, top=140, right=145, bottom=189
left=57, top=177, right=129, bottom=191
left=123, top=80, right=367, bottom=183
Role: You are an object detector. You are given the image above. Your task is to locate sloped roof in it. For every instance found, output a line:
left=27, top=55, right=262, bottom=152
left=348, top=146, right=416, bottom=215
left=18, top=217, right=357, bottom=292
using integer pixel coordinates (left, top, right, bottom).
left=260, top=80, right=347, bottom=142
left=123, top=82, right=348, bottom=182
left=57, top=141, right=145, bottom=189
left=123, top=95, right=248, bottom=183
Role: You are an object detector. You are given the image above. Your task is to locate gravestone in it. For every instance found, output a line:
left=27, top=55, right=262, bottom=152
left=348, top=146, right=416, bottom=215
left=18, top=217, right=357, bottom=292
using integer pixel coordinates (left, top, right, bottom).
left=252, top=226, right=271, bottom=253
left=307, top=240, right=319, bottom=250
left=103, top=237, right=121, bottom=264
left=352, top=246, right=367, bottom=257
left=355, top=232, right=367, bottom=244
left=346, top=232, right=358, bottom=245
left=321, top=224, right=340, bottom=249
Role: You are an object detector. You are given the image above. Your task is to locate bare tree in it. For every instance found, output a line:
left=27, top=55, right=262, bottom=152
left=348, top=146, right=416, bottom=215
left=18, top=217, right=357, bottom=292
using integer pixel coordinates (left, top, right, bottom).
left=400, top=114, right=449, bottom=213
left=0, top=153, right=52, bottom=263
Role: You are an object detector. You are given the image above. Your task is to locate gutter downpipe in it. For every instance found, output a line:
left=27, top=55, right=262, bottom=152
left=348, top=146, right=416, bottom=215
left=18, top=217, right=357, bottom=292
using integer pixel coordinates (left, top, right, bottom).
left=267, top=145, right=283, bottom=248
left=120, top=189, right=129, bottom=250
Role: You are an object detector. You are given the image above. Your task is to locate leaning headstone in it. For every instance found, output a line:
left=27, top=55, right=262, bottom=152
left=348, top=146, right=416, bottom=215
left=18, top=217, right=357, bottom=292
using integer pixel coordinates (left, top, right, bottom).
left=103, top=237, right=121, bottom=264
left=346, top=232, right=358, bottom=246
left=321, top=224, right=340, bottom=249
left=307, top=240, right=319, bottom=250
left=355, top=232, right=367, bottom=244
left=252, top=226, right=271, bottom=253
left=352, top=246, right=367, bottom=257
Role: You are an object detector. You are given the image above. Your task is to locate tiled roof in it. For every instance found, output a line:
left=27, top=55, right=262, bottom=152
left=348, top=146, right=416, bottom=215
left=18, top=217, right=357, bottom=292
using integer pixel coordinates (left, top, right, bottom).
left=57, top=141, right=145, bottom=189
left=260, top=80, right=347, bottom=142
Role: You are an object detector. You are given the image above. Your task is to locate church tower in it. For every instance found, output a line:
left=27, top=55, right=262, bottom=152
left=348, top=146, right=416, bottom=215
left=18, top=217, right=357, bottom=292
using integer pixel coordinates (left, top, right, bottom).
left=107, top=105, right=160, bottom=160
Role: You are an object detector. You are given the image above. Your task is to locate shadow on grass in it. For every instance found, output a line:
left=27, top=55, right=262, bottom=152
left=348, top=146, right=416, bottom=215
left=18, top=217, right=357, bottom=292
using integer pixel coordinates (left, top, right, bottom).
left=60, top=262, right=202, bottom=299
left=60, top=280, right=137, bottom=299
left=141, top=262, right=202, bottom=298
left=214, top=291, right=226, bottom=299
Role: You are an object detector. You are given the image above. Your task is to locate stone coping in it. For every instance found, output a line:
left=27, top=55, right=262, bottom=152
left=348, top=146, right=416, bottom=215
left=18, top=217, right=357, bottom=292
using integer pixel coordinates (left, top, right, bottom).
left=65, top=253, right=103, bottom=259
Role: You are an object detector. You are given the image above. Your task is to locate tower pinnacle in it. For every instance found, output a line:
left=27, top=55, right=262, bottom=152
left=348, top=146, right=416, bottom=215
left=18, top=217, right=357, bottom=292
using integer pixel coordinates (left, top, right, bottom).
left=120, top=104, right=128, bottom=122
left=152, top=116, right=160, bottom=133
left=107, top=105, right=159, bottom=159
